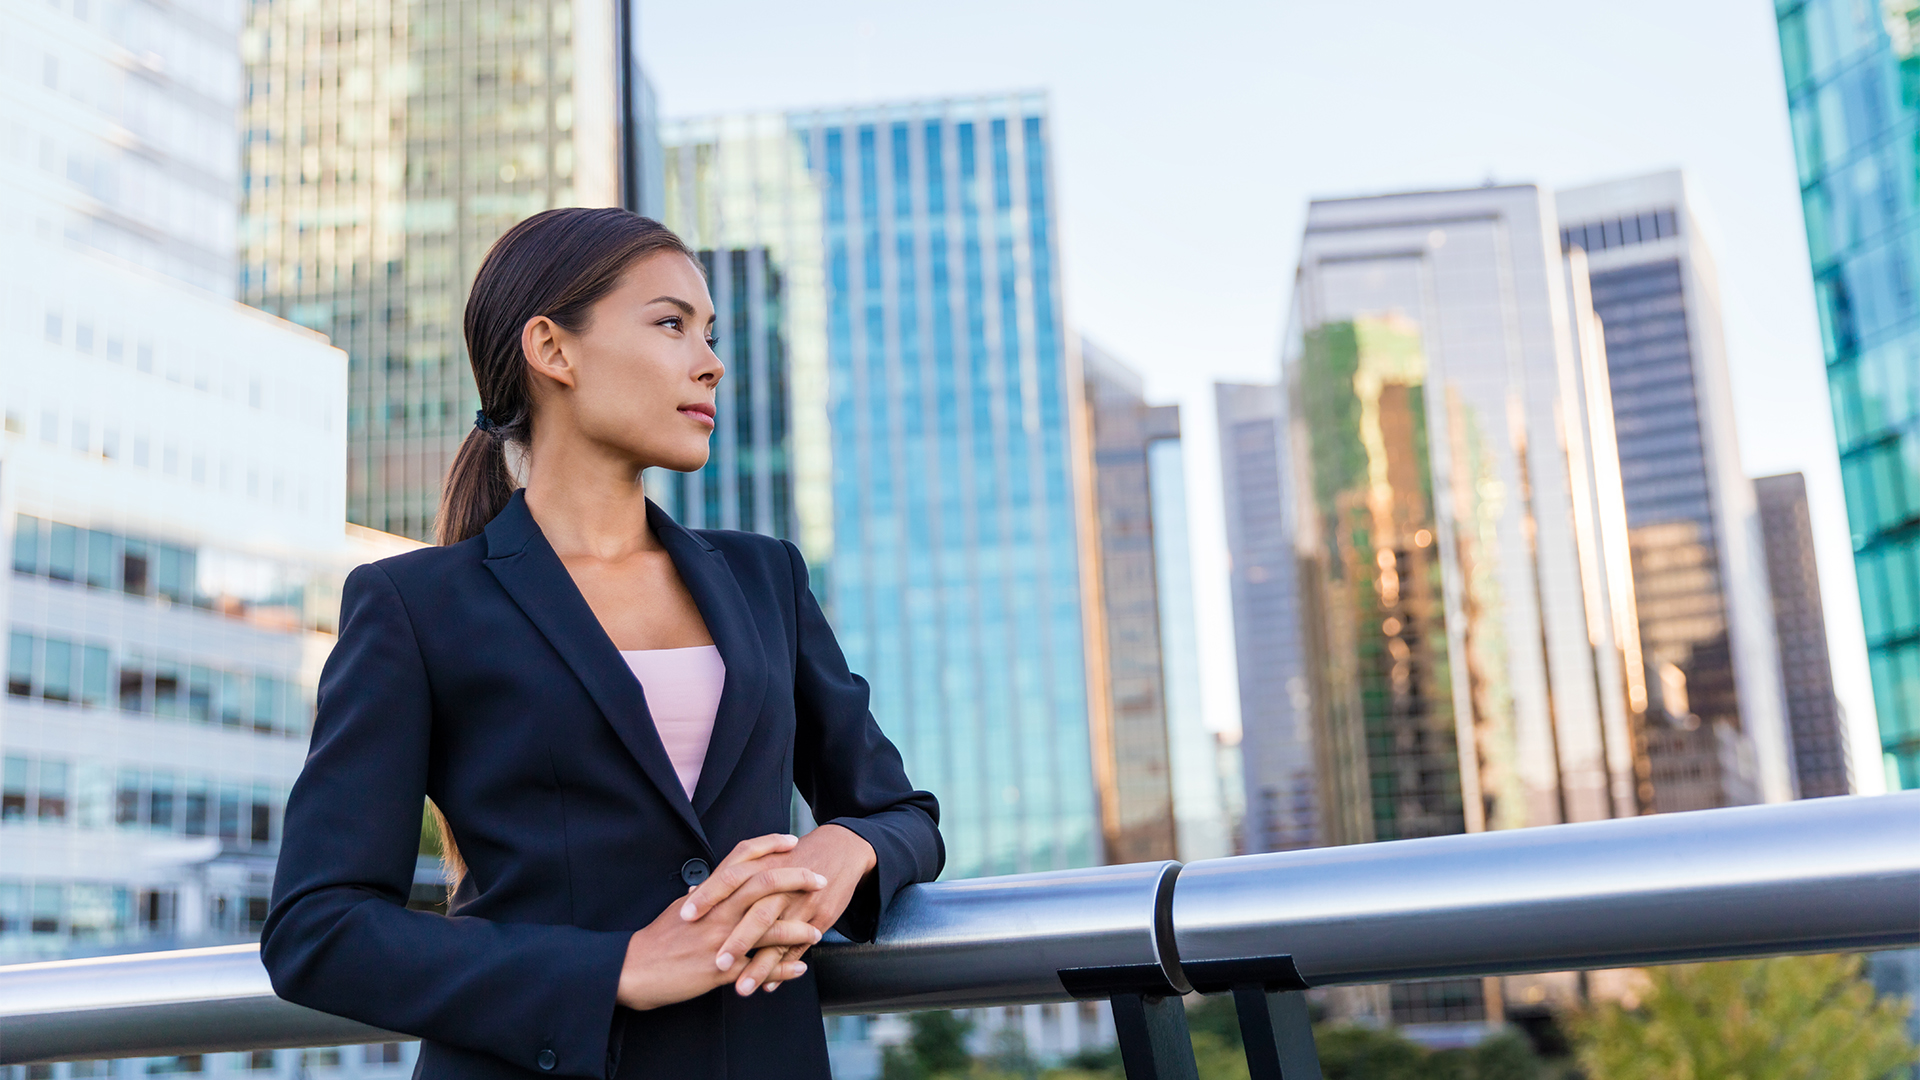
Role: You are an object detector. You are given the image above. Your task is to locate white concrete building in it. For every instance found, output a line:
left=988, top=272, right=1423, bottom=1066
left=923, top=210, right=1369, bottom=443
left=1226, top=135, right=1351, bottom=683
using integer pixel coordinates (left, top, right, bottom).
left=1, top=0, right=422, bottom=1074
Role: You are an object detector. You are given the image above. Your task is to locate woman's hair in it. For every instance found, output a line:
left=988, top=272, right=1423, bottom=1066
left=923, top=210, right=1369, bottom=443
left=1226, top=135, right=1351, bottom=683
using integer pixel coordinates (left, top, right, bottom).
left=429, top=208, right=693, bottom=891
left=437, top=206, right=696, bottom=548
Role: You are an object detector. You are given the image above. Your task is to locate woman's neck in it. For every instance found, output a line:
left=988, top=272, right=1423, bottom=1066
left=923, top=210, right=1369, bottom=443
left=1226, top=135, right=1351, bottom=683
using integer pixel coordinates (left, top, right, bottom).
left=522, top=433, right=659, bottom=560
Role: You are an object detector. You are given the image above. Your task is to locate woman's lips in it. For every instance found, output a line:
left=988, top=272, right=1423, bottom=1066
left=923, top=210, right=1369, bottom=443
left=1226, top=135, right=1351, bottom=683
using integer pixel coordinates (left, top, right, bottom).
left=679, top=404, right=716, bottom=427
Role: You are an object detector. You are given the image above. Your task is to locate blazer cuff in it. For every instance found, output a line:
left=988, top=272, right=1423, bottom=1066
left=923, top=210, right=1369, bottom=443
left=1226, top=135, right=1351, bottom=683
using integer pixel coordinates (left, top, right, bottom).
left=821, top=816, right=914, bottom=943
left=543, top=927, right=634, bottom=1079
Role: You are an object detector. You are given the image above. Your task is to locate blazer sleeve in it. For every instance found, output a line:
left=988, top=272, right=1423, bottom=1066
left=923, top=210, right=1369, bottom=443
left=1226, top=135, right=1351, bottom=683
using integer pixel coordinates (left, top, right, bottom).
left=781, top=539, right=945, bottom=941
left=260, top=562, right=632, bottom=1080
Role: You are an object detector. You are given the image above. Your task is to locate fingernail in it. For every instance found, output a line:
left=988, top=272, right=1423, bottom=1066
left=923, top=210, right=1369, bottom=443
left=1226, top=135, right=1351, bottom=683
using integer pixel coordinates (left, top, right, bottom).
left=782, top=834, right=798, bottom=842
left=812, top=873, right=829, bottom=888
left=680, top=901, right=698, bottom=920
left=791, top=963, right=807, bottom=976
left=738, top=978, right=757, bottom=994
left=715, top=953, right=734, bottom=971
left=812, top=928, right=824, bottom=943
left=763, top=981, right=780, bottom=992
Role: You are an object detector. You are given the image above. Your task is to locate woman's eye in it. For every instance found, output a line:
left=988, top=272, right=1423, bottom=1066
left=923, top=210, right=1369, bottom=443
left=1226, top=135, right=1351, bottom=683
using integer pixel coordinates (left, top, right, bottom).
left=660, top=316, right=683, bottom=331
left=706, top=334, right=721, bottom=349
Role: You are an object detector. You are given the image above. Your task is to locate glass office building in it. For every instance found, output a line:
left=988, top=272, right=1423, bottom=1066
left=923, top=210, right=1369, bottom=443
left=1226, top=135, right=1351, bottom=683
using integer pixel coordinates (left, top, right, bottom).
left=1271, top=184, right=1656, bottom=1028
left=1082, top=342, right=1178, bottom=863
left=798, top=93, right=1100, bottom=879
left=1217, top=381, right=1327, bottom=853
left=1082, top=339, right=1227, bottom=863
left=1280, top=185, right=1648, bottom=841
left=664, top=96, right=1103, bottom=881
left=659, top=114, right=830, bottom=551
left=1777, top=0, right=1920, bottom=788
left=1557, top=171, right=1788, bottom=810
left=240, top=0, right=656, bottom=539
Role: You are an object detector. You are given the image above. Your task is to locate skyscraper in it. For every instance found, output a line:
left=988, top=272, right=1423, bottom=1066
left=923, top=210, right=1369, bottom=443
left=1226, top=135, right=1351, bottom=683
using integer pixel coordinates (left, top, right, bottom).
left=794, top=93, right=1102, bottom=880
left=1756, top=472, right=1852, bottom=797
left=1144, top=402, right=1233, bottom=862
left=1269, top=184, right=1660, bottom=1027
left=1082, top=339, right=1227, bottom=862
left=1557, top=172, right=1788, bottom=811
left=661, top=98, right=1111, bottom=1076
left=1083, top=341, right=1177, bottom=862
left=1282, top=184, right=1656, bottom=838
left=1216, top=382, right=1324, bottom=854
left=240, top=0, right=658, bottom=538
left=659, top=113, right=831, bottom=550
left=1776, top=0, right=1920, bottom=789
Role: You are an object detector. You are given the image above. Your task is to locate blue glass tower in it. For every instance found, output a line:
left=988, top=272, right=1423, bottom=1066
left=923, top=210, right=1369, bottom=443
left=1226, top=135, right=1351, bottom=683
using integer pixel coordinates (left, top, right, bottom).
left=1777, top=0, right=1920, bottom=789
left=798, top=94, right=1098, bottom=879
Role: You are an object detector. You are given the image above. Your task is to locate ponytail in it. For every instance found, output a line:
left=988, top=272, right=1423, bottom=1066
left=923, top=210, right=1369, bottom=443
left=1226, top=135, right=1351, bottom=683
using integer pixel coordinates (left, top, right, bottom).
left=429, top=206, right=696, bottom=889
left=435, top=418, right=522, bottom=546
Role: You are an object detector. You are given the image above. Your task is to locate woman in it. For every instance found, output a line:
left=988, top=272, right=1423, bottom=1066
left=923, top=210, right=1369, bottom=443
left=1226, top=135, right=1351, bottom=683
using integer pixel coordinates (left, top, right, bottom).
left=261, top=208, right=944, bottom=1079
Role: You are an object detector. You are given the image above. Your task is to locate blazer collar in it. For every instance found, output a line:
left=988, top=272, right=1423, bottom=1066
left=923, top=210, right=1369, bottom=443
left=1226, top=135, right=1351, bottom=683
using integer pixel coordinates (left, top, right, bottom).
left=480, top=491, right=768, bottom=836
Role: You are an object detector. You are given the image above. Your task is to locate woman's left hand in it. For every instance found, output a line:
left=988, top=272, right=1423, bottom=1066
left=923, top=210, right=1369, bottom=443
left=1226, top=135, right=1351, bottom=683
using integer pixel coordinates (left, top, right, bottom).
left=679, top=823, right=876, bottom=996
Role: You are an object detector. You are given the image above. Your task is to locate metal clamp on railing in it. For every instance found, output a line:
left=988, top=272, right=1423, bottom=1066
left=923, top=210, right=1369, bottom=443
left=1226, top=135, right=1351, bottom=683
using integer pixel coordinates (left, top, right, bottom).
left=814, top=860, right=1196, bottom=1079
left=3, top=793, right=1918, bottom=1080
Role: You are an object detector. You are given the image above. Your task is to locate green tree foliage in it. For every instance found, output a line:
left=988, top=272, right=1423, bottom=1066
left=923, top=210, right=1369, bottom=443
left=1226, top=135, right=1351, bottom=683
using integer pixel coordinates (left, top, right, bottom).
left=882, top=1011, right=977, bottom=1080
left=1569, top=954, right=1918, bottom=1080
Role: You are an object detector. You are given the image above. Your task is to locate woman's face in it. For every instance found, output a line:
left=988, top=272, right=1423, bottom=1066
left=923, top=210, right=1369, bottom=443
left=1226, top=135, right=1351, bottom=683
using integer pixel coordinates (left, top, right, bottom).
left=539, top=249, right=722, bottom=473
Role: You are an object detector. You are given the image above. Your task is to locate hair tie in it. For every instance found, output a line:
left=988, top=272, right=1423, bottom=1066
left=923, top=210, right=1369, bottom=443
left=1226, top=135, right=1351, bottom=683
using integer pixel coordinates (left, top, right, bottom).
left=474, top=410, right=500, bottom=435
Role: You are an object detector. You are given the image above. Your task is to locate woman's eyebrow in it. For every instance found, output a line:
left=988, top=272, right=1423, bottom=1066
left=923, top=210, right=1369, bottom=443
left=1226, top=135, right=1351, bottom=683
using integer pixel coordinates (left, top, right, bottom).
left=647, top=295, right=697, bottom=315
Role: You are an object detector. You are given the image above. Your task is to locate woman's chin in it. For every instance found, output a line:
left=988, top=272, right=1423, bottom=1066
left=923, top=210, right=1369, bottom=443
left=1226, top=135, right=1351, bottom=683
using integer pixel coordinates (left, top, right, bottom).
left=656, top=448, right=712, bottom=473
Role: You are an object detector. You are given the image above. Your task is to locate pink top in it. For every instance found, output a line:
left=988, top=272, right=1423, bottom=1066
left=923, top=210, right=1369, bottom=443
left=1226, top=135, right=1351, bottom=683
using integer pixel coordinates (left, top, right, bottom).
left=620, top=645, right=726, bottom=798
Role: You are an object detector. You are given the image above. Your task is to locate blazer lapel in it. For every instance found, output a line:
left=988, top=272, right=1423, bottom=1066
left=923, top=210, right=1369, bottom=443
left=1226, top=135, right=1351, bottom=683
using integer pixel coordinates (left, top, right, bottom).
left=647, top=501, right=769, bottom=818
left=482, top=492, right=709, bottom=850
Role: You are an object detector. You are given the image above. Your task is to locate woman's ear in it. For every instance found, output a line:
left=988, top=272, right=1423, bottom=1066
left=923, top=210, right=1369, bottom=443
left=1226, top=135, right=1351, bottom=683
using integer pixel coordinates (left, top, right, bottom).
left=522, top=315, right=578, bottom=389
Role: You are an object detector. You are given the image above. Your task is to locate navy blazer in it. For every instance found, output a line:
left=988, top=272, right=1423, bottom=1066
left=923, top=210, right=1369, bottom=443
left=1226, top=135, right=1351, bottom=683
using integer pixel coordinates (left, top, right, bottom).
left=261, top=491, right=943, bottom=1079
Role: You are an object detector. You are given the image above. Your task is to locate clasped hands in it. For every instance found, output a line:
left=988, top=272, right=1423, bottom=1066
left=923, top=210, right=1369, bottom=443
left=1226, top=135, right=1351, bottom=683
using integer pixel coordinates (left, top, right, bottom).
left=615, top=824, right=877, bottom=1011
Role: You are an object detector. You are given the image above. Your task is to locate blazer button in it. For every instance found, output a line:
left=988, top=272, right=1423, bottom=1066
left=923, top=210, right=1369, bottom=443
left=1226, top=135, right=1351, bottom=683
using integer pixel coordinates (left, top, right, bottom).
left=537, top=1049, right=557, bottom=1071
left=681, top=858, right=711, bottom=887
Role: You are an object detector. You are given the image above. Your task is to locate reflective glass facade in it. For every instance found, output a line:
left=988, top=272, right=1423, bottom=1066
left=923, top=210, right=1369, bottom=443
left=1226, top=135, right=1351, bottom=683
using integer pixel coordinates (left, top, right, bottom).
left=1271, top=184, right=1658, bottom=1029
left=1217, top=382, right=1325, bottom=853
left=1084, top=340, right=1177, bottom=863
left=1558, top=172, right=1788, bottom=810
left=796, top=94, right=1099, bottom=879
left=240, top=0, right=643, bottom=538
left=1278, top=185, right=1647, bottom=842
left=1777, top=0, right=1920, bottom=787
left=1148, top=428, right=1233, bottom=860
left=659, top=114, right=830, bottom=549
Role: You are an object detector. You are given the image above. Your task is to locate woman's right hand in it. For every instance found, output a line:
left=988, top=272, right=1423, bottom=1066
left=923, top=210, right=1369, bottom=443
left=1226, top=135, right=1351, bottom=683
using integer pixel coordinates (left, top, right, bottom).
left=615, top=834, right=827, bottom=1011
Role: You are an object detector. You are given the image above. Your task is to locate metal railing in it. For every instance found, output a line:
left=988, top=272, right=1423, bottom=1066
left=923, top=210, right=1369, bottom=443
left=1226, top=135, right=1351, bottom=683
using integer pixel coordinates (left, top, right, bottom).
left=4, top=793, right=1918, bottom=1079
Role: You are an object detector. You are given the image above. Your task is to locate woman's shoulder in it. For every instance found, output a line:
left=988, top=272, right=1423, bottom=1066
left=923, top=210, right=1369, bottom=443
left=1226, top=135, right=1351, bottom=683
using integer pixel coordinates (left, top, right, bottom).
left=347, top=534, right=488, bottom=594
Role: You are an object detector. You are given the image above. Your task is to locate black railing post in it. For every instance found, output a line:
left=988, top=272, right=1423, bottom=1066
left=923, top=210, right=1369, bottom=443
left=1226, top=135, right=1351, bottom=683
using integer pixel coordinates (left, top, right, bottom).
left=1232, top=984, right=1322, bottom=1080
left=1181, top=955, right=1321, bottom=1080
left=1109, top=991, right=1201, bottom=1080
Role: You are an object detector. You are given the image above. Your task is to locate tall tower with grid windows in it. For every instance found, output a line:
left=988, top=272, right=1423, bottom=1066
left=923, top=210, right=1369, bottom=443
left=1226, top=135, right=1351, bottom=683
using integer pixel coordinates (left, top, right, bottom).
left=664, top=96, right=1107, bottom=882
left=1776, top=0, right=1920, bottom=791
left=1556, top=171, right=1789, bottom=811
left=239, top=0, right=660, bottom=539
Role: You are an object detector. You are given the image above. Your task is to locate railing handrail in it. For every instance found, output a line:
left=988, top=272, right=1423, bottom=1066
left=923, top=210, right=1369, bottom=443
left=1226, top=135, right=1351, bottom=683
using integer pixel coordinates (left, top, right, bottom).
left=3, top=792, right=1917, bottom=1065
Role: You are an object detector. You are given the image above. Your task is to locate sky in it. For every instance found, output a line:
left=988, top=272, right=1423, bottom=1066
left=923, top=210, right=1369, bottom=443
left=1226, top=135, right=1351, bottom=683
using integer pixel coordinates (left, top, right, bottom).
left=639, top=0, right=1885, bottom=794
